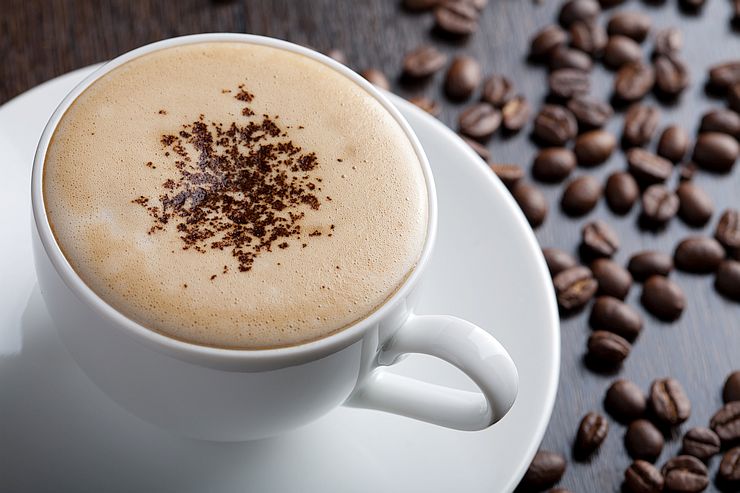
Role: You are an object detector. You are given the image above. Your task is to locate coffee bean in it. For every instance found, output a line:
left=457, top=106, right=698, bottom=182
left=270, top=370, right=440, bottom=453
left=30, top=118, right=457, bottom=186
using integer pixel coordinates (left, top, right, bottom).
left=567, top=96, right=614, bottom=129
left=559, top=0, right=600, bottom=27
left=628, top=251, right=674, bottom=281
left=543, top=247, right=578, bottom=277
left=409, top=96, right=441, bottom=116
left=554, top=265, right=598, bottom=310
left=604, top=35, right=643, bottom=68
left=458, top=103, right=501, bottom=139
left=607, top=11, right=652, bottom=42
left=533, top=148, right=577, bottom=182
left=531, top=25, right=569, bottom=58
left=682, top=427, right=721, bottom=461
left=576, top=411, right=609, bottom=454
left=674, top=236, right=725, bottom=273
left=650, top=378, right=691, bottom=426
left=445, top=56, right=482, bottom=101
left=520, top=450, right=567, bottom=490
left=605, top=172, right=639, bottom=214
left=534, top=105, right=578, bottom=145
left=575, top=130, right=617, bottom=166
left=502, top=96, right=531, bottom=131
left=434, top=1, right=479, bottom=36
left=711, top=401, right=740, bottom=444
left=360, top=69, right=390, bottom=91
left=588, top=330, right=631, bottom=365
left=641, top=275, right=686, bottom=320
left=512, top=181, right=548, bottom=227
left=605, top=379, right=647, bottom=422
left=680, top=0, right=706, bottom=10
left=734, top=0, right=740, bottom=24
left=403, top=45, right=448, bottom=78
left=679, top=163, right=697, bottom=182
left=653, top=27, right=683, bottom=58
left=724, top=371, right=740, bottom=403
left=628, top=148, right=673, bottom=184
left=662, top=456, right=709, bottom=493
left=481, top=74, right=515, bottom=107
left=590, top=296, right=642, bottom=339
left=582, top=220, right=620, bottom=257
left=657, top=125, right=690, bottom=163
left=716, top=209, right=740, bottom=257
left=729, top=82, right=740, bottom=113
left=700, top=109, right=740, bottom=139
left=402, top=0, right=441, bottom=11
left=326, top=48, right=347, bottom=65
left=570, top=21, right=608, bottom=57
left=642, top=185, right=679, bottom=224
left=708, top=61, right=740, bottom=91
left=623, top=104, right=660, bottom=147
left=717, top=260, right=740, bottom=301
left=692, top=132, right=739, bottom=173
left=549, top=46, right=593, bottom=72
left=626, top=419, right=665, bottom=462
left=599, top=0, right=626, bottom=6
left=549, top=68, right=590, bottom=99
left=719, top=447, right=740, bottom=483
left=491, top=163, right=524, bottom=189
left=461, top=135, right=490, bottom=161
left=654, top=55, right=690, bottom=96
left=624, top=460, right=664, bottom=493
left=561, top=175, right=602, bottom=216
left=676, top=182, right=713, bottom=227
left=615, top=62, right=655, bottom=102
left=592, top=260, right=633, bottom=300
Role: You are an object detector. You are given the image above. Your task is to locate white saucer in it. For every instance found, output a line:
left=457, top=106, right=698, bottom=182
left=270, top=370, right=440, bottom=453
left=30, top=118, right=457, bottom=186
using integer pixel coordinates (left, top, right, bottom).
left=0, top=67, right=559, bottom=493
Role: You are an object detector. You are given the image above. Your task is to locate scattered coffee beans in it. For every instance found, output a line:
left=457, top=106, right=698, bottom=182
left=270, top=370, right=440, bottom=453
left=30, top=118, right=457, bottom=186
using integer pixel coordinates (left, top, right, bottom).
left=591, top=260, right=633, bottom=300
left=434, top=1, right=479, bottom=36
left=710, top=401, right=740, bottom=444
left=628, top=251, right=674, bottom=281
left=604, top=35, right=643, bottom=69
left=625, top=419, right=664, bottom=462
left=676, top=182, right=713, bottom=227
left=533, top=147, right=577, bottom=182
left=607, top=11, right=651, bottom=42
left=481, top=74, right=515, bottom=107
left=724, top=371, right=740, bottom=403
left=627, top=148, right=672, bottom=184
left=554, top=265, right=598, bottom=310
left=574, top=130, right=616, bottom=166
left=531, top=25, right=569, bottom=58
left=605, top=379, right=646, bottom=422
left=657, top=125, right=690, bottom=162
left=567, top=96, right=614, bottom=129
left=641, top=185, right=679, bottom=224
left=653, top=27, right=683, bottom=58
left=615, top=62, right=655, bottom=102
left=458, top=103, right=501, bottom=139
left=605, top=171, right=639, bottom=214
left=491, top=163, right=524, bottom=189
left=699, top=108, right=740, bottom=139
left=550, top=46, right=593, bottom=72
left=650, top=378, right=691, bottom=426
left=590, top=296, right=642, bottom=339
left=561, top=175, right=602, bottom=216
left=549, top=68, right=590, bottom=99
left=582, top=220, right=620, bottom=258
left=403, top=45, right=447, bottom=78
left=558, top=0, right=600, bottom=27
left=718, top=262, right=740, bottom=301
left=623, top=104, right=660, bottom=147
left=682, top=427, right=721, bottom=462
left=673, top=236, right=725, bottom=273
left=624, top=460, right=664, bottom=493
left=512, top=181, right=548, bottom=227
left=543, top=247, right=578, bottom=277
left=641, top=275, right=686, bottom=320
left=588, top=330, right=631, bottom=365
left=576, top=411, right=609, bottom=454
left=520, top=450, right=567, bottom=490
left=692, top=132, right=739, bottom=173
left=661, top=456, right=709, bottom=493
left=570, top=21, right=607, bottom=57
left=708, top=61, right=740, bottom=91
left=534, top=105, right=578, bottom=145
left=402, top=0, right=441, bottom=11
left=654, top=54, right=690, bottom=96
left=716, top=209, right=740, bottom=258
left=445, top=56, right=481, bottom=100
left=719, top=447, right=740, bottom=484
left=501, top=96, right=531, bottom=131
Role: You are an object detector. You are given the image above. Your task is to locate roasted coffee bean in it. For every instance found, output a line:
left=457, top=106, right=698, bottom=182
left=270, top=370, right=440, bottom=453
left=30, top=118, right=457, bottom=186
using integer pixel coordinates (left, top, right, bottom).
left=434, top=1, right=479, bottom=36
left=576, top=411, right=609, bottom=454
left=615, top=62, right=655, bottom=102
left=729, top=82, right=740, bottom=113
left=717, top=260, right=740, bottom=300
left=561, top=175, right=602, bottom=216
left=724, top=371, right=740, bottom=403
left=653, top=27, right=683, bottom=58
left=657, top=125, right=690, bottom=163
left=445, top=56, right=482, bottom=100
left=623, top=104, right=660, bottom=147
left=567, top=96, right=614, bottom=129
left=708, top=61, right=740, bottom=91
left=650, top=378, right=691, bottom=425
left=719, top=447, right=740, bottom=483
left=409, top=96, right=441, bottom=116
left=502, top=96, right=531, bottom=131
left=605, top=172, right=639, bottom=214
left=588, top=330, right=631, bottom=365
left=550, top=46, right=593, bottom=72
left=700, top=109, right=740, bottom=138
left=641, top=275, right=685, bottom=320
left=605, top=379, right=647, bottom=422
left=680, top=0, right=706, bottom=10
left=461, top=135, right=490, bottom=161
left=491, top=163, right=524, bottom=189
left=607, top=11, right=652, bottom=42
left=711, top=401, right=740, bottom=444
left=326, top=48, right=347, bottom=65
left=520, top=450, right=567, bottom=490
left=512, top=182, right=548, bottom=227
left=481, top=74, right=515, bottom=107
left=599, top=0, right=626, bottom=6
left=403, top=45, right=448, bottom=78
left=533, top=148, right=577, bottom=182
left=360, top=69, right=390, bottom=91
left=570, top=21, right=608, bottom=57
left=549, top=68, right=590, bottom=99
left=679, top=163, right=697, bottom=182
left=458, top=103, right=501, bottom=139
left=716, top=209, right=740, bottom=257
left=559, top=0, right=600, bottom=27
left=628, top=251, right=674, bottom=281
left=582, top=220, right=620, bottom=257
left=575, top=130, right=617, bottom=166
left=626, top=419, right=665, bottom=462
left=554, top=265, right=598, bottom=310
left=402, top=0, right=441, bottom=11
left=543, top=247, right=578, bottom=277
left=692, top=132, right=739, bottom=173
left=604, top=35, right=643, bottom=68
left=682, top=427, right=721, bottom=461
left=628, top=148, right=673, bottom=184
left=642, top=185, right=679, bottom=224
left=654, top=55, right=690, bottom=96
left=534, top=105, right=578, bottom=145
left=624, top=460, right=664, bottom=493
left=590, top=296, right=642, bottom=339
left=674, top=236, right=725, bottom=273
left=662, top=456, right=709, bottom=493
left=676, top=182, right=713, bottom=227
left=591, top=260, right=633, bottom=300
left=531, top=25, right=569, bottom=58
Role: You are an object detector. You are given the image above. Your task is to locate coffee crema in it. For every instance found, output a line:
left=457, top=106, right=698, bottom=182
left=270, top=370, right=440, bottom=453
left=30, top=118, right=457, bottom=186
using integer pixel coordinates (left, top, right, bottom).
left=43, top=41, right=428, bottom=349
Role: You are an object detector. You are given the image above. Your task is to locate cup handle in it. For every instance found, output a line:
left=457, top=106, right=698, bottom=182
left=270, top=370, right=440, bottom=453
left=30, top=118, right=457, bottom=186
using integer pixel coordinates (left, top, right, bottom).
left=345, top=314, right=518, bottom=431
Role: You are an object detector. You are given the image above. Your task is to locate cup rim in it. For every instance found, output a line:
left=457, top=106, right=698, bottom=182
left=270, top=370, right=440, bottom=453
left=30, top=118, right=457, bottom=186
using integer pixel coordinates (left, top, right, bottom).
left=31, top=33, right=438, bottom=371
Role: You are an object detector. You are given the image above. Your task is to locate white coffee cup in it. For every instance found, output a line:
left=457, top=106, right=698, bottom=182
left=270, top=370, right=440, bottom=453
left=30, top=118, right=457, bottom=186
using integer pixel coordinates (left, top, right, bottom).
left=31, top=33, right=518, bottom=441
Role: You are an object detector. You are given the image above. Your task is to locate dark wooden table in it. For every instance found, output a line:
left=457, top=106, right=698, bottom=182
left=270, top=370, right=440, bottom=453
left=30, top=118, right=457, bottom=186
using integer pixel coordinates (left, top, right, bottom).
left=2, top=1, right=739, bottom=491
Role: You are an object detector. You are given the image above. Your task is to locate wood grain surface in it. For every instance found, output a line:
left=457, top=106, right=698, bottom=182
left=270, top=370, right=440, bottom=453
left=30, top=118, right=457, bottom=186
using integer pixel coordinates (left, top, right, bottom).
left=2, top=1, right=739, bottom=491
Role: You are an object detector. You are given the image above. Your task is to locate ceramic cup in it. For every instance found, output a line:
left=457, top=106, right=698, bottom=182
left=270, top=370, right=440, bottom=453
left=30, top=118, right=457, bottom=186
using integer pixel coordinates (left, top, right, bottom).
left=30, top=33, right=518, bottom=441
